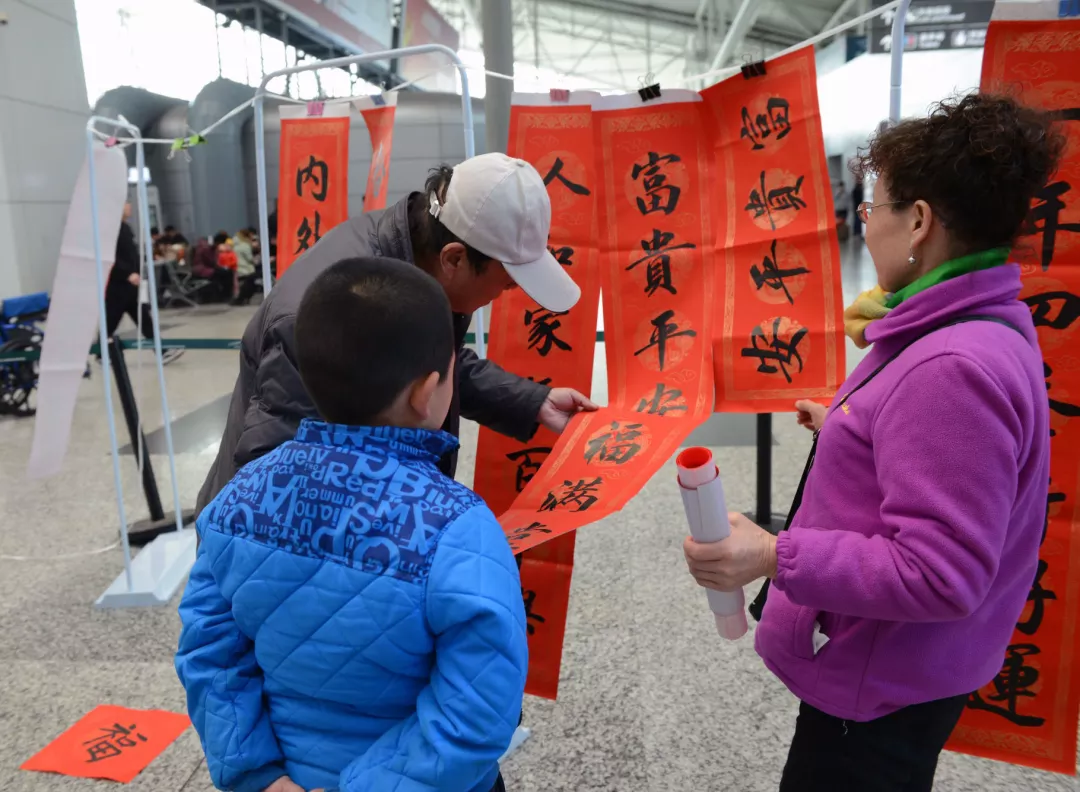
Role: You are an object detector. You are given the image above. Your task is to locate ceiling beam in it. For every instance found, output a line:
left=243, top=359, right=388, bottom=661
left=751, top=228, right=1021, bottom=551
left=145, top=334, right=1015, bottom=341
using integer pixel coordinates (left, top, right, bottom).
left=709, top=0, right=764, bottom=70
left=821, top=0, right=859, bottom=34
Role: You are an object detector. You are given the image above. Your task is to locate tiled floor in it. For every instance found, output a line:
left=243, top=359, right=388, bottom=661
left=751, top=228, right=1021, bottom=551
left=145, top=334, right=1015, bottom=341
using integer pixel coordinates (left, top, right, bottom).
left=0, top=239, right=1075, bottom=791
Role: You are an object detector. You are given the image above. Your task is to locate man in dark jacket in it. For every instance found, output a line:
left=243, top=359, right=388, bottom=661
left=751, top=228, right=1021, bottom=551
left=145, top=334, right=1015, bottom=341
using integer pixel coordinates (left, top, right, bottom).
left=197, top=153, right=595, bottom=514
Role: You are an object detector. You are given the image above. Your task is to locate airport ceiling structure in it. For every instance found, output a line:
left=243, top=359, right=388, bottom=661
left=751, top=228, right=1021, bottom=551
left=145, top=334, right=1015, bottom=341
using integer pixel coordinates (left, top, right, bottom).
left=429, top=0, right=869, bottom=91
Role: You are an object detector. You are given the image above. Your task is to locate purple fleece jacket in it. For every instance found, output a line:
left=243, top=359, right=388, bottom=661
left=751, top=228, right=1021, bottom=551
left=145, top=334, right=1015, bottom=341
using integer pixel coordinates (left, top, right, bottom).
left=755, top=263, right=1049, bottom=722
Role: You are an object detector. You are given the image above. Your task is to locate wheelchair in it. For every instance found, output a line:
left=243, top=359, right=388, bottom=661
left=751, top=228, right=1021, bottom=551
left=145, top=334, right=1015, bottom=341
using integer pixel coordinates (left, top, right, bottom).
left=0, top=291, right=48, bottom=417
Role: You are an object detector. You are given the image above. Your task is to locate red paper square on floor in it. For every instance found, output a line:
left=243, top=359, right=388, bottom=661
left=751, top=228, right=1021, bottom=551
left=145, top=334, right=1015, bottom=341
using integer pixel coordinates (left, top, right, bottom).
left=21, top=705, right=190, bottom=783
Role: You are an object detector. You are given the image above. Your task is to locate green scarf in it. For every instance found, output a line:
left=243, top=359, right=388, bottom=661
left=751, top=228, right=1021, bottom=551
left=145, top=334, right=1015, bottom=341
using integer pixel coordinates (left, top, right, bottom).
left=885, top=247, right=1011, bottom=310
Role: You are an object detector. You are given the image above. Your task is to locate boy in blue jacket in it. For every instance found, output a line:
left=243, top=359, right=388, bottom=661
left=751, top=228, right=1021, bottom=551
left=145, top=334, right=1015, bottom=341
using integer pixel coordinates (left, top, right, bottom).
left=176, top=257, right=528, bottom=792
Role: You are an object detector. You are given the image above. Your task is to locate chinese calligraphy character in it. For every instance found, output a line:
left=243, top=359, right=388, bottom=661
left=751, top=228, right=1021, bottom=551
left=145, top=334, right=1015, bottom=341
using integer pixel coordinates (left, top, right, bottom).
left=1016, top=559, right=1056, bottom=636
left=635, top=310, right=697, bottom=371
left=627, top=229, right=696, bottom=297
left=1025, top=290, right=1080, bottom=331
left=84, top=723, right=148, bottom=763
left=1023, top=181, right=1080, bottom=272
left=525, top=309, right=571, bottom=356
left=539, top=477, right=603, bottom=513
left=741, top=317, right=808, bottom=384
left=506, top=446, right=552, bottom=492
left=584, top=422, right=644, bottom=465
left=1045, top=362, right=1080, bottom=426
left=507, top=521, right=552, bottom=545
left=637, top=383, right=688, bottom=416
left=543, top=157, right=591, bottom=196
left=522, top=589, right=546, bottom=635
left=632, top=152, right=682, bottom=216
left=967, top=644, right=1046, bottom=727
left=746, top=172, right=807, bottom=231
left=740, top=98, right=792, bottom=151
left=549, top=245, right=575, bottom=267
left=529, top=376, right=553, bottom=387
left=295, top=212, right=322, bottom=255
left=751, top=239, right=811, bottom=305
left=296, top=155, right=328, bottom=201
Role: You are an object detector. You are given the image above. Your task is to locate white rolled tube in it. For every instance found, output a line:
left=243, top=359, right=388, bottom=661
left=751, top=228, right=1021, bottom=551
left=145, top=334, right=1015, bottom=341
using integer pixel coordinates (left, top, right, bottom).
left=677, top=447, right=749, bottom=640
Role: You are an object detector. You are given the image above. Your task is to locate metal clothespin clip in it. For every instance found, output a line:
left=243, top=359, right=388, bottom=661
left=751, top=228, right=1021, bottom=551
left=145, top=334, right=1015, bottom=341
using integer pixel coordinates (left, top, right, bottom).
left=168, top=132, right=207, bottom=161
left=306, top=100, right=325, bottom=117
left=549, top=88, right=570, bottom=103
left=637, top=72, right=661, bottom=103
left=741, top=57, right=767, bottom=80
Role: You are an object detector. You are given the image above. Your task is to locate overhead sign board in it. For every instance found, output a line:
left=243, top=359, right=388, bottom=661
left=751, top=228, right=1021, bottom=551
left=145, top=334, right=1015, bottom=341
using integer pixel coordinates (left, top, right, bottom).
left=869, top=1, right=994, bottom=53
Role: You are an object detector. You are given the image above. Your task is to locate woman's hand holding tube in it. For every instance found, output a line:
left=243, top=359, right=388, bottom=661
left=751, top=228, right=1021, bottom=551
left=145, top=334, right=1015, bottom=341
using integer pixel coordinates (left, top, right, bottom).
left=684, top=513, right=777, bottom=592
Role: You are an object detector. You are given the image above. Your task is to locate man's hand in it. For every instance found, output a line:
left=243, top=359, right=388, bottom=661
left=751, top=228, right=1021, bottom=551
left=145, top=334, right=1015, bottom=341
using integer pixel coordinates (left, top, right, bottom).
left=794, top=399, right=828, bottom=433
left=264, top=777, right=304, bottom=792
left=127, top=272, right=141, bottom=287
left=684, top=513, right=777, bottom=592
left=537, top=387, right=598, bottom=434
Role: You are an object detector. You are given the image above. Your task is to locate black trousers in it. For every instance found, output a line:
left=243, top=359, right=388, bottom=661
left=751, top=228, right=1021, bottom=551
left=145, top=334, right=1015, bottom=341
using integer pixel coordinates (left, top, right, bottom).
left=491, top=772, right=506, bottom=792
left=779, top=695, right=968, bottom=792
left=104, top=279, right=154, bottom=340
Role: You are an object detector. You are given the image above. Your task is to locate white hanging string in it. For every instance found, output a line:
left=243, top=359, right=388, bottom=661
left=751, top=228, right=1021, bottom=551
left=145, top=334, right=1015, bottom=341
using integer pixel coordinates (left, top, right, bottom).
left=0, top=541, right=121, bottom=562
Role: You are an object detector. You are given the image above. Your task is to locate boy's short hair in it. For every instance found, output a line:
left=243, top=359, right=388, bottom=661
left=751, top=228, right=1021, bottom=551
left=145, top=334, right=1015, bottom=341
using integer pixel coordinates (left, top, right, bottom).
left=296, top=257, right=455, bottom=425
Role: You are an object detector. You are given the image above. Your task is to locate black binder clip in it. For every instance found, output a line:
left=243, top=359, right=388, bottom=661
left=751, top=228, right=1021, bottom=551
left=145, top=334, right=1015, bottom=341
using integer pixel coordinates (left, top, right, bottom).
left=741, top=59, right=767, bottom=80
left=637, top=73, right=661, bottom=103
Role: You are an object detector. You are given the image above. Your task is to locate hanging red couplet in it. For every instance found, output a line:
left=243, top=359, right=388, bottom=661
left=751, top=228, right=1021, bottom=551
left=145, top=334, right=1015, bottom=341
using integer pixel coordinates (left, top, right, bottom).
left=474, top=96, right=601, bottom=699
left=356, top=94, right=397, bottom=212
left=22, top=705, right=190, bottom=783
left=946, top=18, right=1080, bottom=776
left=497, top=93, right=716, bottom=570
left=276, top=105, right=350, bottom=276
left=701, top=47, right=845, bottom=413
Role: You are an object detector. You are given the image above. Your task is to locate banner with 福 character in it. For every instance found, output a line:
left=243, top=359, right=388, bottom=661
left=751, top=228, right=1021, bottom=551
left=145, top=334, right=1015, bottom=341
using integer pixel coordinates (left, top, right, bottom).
left=276, top=104, right=351, bottom=276
left=354, top=94, right=397, bottom=212
left=946, top=18, right=1080, bottom=776
left=700, top=47, right=844, bottom=412
left=473, top=93, right=602, bottom=699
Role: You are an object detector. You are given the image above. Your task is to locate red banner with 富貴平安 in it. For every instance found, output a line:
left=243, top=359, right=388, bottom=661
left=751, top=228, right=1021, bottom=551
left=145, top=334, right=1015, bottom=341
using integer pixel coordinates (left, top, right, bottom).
left=946, top=18, right=1080, bottom=776
left=700, top=47, right=845, bottom=413
left=354, top=94, right=396, bottom=212
left=276, top=105, right=351, bottom=276
left=473, top=95, right=601, bottom=699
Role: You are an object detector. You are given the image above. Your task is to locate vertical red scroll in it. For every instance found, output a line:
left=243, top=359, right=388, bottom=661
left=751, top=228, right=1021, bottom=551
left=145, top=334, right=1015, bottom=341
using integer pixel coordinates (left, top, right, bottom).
left=355, top=94, right=397, bottom=213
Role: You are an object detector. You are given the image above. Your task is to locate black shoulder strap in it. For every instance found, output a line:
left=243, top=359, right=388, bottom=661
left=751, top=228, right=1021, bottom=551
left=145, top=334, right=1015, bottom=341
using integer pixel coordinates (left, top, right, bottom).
left=837, top=314, right=1023, bottom=409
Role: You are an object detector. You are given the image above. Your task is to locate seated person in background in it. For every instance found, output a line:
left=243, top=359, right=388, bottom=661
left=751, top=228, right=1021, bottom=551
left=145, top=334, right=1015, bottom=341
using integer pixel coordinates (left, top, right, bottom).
left=190, top=233, right=236, bottom=303
left=231, top=227, right=259, bottom=306
left=176, top=256, right=528, bottom=792
left=159, top=224, right=188, bottom=246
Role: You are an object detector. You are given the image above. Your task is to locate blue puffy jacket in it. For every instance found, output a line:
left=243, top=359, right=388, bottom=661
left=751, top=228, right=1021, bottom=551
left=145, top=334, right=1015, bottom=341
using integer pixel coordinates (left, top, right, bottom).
left=176, top=421, right=528, bottom=792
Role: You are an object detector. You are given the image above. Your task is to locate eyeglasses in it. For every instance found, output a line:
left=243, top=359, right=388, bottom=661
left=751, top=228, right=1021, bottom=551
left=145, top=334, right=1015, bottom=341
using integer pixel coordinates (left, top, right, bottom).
left=856, top=200, right=906, bottom=223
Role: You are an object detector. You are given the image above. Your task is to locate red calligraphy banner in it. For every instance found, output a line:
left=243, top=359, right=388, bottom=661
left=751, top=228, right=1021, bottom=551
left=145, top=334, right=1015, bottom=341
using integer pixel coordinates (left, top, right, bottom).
left=276, top=105, right=350, bottom=276
left=701, top=47, right=845, bottom=412
left=497, top=94, right=716, bottom=573
left=474, top=97, right=600, bottom=699
left=946, top=19, right=1080, bottom=776
left=356, top=95, right=397, bottom=212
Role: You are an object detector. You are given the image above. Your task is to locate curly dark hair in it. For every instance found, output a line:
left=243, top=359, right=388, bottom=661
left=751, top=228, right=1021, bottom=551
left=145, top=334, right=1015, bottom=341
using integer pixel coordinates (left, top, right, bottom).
left=407, top=164, right=491, bottom=274
left=852, top=93, right=1066, bottom=255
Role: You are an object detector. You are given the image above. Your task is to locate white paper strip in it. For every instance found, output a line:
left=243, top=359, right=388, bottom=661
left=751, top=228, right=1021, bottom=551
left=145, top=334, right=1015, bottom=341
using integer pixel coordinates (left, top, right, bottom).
left=27, top=143, right=128, bottom=479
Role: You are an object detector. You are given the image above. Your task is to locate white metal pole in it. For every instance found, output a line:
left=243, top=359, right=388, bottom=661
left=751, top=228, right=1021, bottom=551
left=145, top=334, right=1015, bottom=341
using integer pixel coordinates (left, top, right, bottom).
left=889, top=0, right=912, bottom=124
left=86, top=118, right=135, bottom=590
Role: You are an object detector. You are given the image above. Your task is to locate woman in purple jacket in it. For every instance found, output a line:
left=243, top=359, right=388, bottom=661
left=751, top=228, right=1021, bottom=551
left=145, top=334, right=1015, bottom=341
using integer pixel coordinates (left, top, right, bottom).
left=685, top=94, right=1064, bottom=790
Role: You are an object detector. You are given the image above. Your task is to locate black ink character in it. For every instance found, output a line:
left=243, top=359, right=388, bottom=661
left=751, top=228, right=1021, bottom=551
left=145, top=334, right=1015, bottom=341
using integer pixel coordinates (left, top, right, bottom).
left=539, top=477, right=603, bottom=513
left=584, top=421, right=643, bottom=465
left=1016, top=559, right=1056, bottom=637
left=84, top=723, right=148, bottom=763
left=549, top=245, right=575, bottom=267
left=507, top=521, right=553, bottom=545
left=637, top=383, right=688, bottom=417
left=967, top=644, right=1046, bottom=728
left=1023, top=181, right=1080, bottom=272
left=295, top=212, right=322, bottom=255
left=1025, top=290, right=1080, bottom=331
left=296, top=155, right=329, bottom=202
left=634, top=309, right=697, bottom=371
left=751, top=239, right=811, bottom=304
left=543, top=157, right=591, bottom=196
left=632, top=152, right=683, bottom=216
left=740, top=98, right=792, bottom=151
left=627, top=229, right=696, bottom=297
left=507, top=446, right=552, bottom=492
left=525, top=309, right=572, bottom=356
left=1045, top=362, right=1080, bottom=428
left=741, top=317, right=808, bottom=384
left=746, top=172, right=807, bottom=231
left=522, top=588, right=546, bottom=635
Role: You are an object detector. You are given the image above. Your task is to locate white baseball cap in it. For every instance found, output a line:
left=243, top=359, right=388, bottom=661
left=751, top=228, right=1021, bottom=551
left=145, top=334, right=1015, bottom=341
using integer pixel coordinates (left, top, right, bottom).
left=429, top=152, right=581, bottom=313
